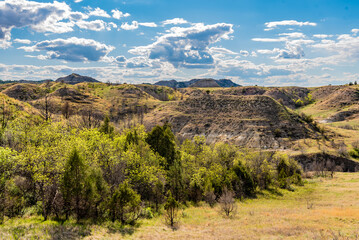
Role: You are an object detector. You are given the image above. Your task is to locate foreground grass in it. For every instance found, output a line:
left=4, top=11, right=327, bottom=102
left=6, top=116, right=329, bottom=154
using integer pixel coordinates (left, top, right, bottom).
left=1, top=173, right=359, bottom=239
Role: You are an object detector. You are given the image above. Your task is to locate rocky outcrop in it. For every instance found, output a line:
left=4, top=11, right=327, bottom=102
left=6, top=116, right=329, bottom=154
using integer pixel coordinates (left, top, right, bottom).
left=294, top=153, right=359, bottom=172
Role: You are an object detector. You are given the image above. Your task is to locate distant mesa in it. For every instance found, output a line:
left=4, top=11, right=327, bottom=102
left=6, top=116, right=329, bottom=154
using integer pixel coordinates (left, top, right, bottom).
left=55, top=73, right=100, bottom=85
left=154, top=78, right=240, bottom=88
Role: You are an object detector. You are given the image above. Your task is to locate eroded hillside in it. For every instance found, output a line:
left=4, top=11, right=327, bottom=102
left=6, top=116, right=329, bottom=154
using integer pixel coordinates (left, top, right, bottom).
left=0, top=80, right=358, bottom=157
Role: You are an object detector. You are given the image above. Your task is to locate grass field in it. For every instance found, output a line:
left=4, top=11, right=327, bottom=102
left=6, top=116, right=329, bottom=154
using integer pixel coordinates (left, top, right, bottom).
left=1, top=173, right=359, bottom=239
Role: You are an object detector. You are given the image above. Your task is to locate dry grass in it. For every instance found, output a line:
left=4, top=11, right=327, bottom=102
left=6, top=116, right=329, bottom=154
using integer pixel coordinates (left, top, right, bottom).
left=124, top=173, right=359, bottom=240
left=2, top=173, right=359, bottom=239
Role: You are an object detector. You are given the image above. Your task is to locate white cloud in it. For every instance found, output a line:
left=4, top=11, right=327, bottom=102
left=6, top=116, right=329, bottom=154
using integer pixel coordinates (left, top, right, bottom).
left=129, top=23, right=234, bottom=68
left=0, top=0, right=75, bottom=39
left=279, top=32, right=306, bottom=38
left=209, top=47, right=238, bottom=55
left=19, top=37, right=115, bottom=62
left=257, top=48, right=280, bottom=54
left=0, top=0, right=119, bottom=41
left=311, top=34, right=359, bottom=60
left=212, top=58, right=294, bottom=80
left=264, top=20, right=317, bottom=31
left=322, top=67, right=334, bottom=71
left=74, top=0, right=83, bottom=2
left=352, top=29, right=359, bottom=35
left=139, top=22, right=157, bottom=28
left=121, top=21, right=139, bottom=30
left=252, top=37, right=286, bottom=42
left=14, top=39, right=32, bottom=44
left=313, top=34, right=333, bottom=38
left=276, top=42, right=305, bottom=59
left=162, top=18, right=188, bottom=25
left=87, top=7, right=111, bottom=18
left=0, top=24, right=11, bottom=48
left=240, top=50, right=249, bottom=57
left=111, top=9, right=130, bottom=20
left=126, top=57, right=152, bottom=68
left=76, top=20, right=108, bottom=31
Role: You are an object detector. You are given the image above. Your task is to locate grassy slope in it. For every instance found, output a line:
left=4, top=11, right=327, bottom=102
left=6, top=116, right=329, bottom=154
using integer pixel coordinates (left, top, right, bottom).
left=1, top=172, right=359, bottom=239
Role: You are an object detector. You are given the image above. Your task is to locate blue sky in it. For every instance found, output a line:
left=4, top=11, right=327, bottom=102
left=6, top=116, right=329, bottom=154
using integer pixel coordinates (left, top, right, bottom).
left=1, top=0, right=359, bottom=86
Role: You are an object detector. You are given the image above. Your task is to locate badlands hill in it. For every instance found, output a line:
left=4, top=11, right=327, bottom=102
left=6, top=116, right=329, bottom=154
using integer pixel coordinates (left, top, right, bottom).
left=0, top=75, right=358, bottom=168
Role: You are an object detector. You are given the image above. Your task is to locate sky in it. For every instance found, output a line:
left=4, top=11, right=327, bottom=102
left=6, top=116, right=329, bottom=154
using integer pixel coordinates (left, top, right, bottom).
left=1, top=0, right=359, bottom=86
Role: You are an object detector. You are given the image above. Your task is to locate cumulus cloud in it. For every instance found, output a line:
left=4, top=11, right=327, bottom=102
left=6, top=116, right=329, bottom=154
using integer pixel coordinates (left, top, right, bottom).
left=116, top=56, right=127, bottom=62
left=111, top=9, right=130, bottom=20
left=125, top=57, right=152, bottom=68
left=129, top=23, right=234, bottom=68
left=257, top=48, right=281, bottom=55
left=213, top=58, right=293, bottom=79
left=276, top=42, right=305, bottom=59
left=252, top=37, right=286, bottom=42
left=0, top=0, right=74, bottom=39
left=209, top=47, right=238, bottom=55
left=264, top=20, right=317, bottom=31
left=352, top=29, right=359, bottom=35
left=87, top=7, right=111, bottom=18
left=313, top=34, right=333, bottom=38
left=19, top=37, right=115, bottom=62
left=0, top=33, right=11, bottom=49
left=162, top=18, right=188, bottom=25
left=279, top=32, right=306, bottom=38
left=240, top=50, right=249, bottom=57
left=121, top=21, right=139, bottom=30
left=311, top=34, right=359, bottom=60
left=0, top=0, right=120, bottom=41
left=139, top=22, right=157, bottom=28
left=76, top=20, right=108, bottom=31
left=14, top=39, right=32, bottom=44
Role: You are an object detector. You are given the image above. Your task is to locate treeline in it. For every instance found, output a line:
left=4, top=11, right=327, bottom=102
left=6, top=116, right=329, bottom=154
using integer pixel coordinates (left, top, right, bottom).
left=0, top=117, right=303, bottom=224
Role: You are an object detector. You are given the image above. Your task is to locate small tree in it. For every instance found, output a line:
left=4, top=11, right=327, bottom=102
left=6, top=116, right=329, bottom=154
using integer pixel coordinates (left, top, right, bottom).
left=164, top=191, right=180, bottom=228
left=62, top=148, right=87, bottom=222
left=0, top=148, right=16, bottom=224
left=41, top=93, right=53, bottom=121
left=61, top=101, right=72, bottom=119
left=99, top=116, right=114, bottom=135
left=146, top=123, right=177, bottom=169
left=219, top=188, right=236, bottom=217
left=0, top=98, right=13, bottom=130
left=109, top=181, right=141, bottom=224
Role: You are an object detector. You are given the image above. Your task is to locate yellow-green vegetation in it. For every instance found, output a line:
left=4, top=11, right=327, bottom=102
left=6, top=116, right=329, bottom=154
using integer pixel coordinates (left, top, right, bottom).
left=0, top=81, right=358, bottom=239
left=1, top=173, right=358, bottom=239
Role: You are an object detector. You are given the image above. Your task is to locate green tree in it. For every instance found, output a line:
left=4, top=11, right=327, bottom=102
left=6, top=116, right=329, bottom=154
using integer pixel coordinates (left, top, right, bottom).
left=167, top=159, right=185, bottom=202
left=62, top=148, right=87, bottom=222
left=99, top=116, right=114, bottom=135
left=109, top=181, right=141, bottom=224
left=232, top=161, right=256, bottom=197
left=83, top=168, right=109, bottom=220
left=164, top=191, right=179, bottom=228
left=146, top=123, right=177, bottom=168
left=0, top=148, right=17, bottom=223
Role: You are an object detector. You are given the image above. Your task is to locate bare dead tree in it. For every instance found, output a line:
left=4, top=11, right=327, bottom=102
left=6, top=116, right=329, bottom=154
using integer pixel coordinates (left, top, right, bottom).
left=61, top=101, right=73, bottom=119
left=79, top=107, right=101, bottom=129
left=219, top=188, right=236, bottom=217
left=39, top=93, right=53, bottom=122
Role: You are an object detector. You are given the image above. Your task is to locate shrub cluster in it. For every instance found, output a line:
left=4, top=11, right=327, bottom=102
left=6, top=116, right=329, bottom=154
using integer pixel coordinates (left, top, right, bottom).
left=0, top=117, right=303, bottom=224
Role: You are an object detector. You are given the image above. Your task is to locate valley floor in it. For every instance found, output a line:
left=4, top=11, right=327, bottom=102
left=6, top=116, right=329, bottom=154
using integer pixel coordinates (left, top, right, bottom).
left=1, top=172, right=359, bottom=239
